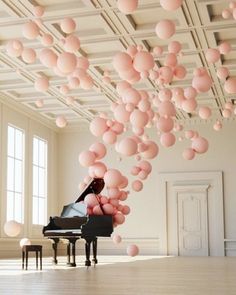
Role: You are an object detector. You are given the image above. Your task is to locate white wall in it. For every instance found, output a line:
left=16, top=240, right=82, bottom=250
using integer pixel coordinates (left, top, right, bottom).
left=58, top=120, right=236, bottom=255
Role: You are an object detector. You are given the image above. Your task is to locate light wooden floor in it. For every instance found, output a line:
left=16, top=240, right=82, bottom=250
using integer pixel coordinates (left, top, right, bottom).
left=0, top=255, right=236, bottom=295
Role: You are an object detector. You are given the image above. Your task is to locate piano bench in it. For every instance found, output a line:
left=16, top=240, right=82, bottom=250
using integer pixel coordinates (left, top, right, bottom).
left=22, top=245, right=43, bottom=270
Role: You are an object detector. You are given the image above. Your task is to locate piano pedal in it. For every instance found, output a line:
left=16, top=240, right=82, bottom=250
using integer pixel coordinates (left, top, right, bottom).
left=85, top=260, right=91, bottom=267
left=92, top=258, right=98, bottom=265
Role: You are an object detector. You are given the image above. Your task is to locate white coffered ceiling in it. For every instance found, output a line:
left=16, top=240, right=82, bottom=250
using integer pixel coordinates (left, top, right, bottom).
left=0, top=0, right=235, bottom=128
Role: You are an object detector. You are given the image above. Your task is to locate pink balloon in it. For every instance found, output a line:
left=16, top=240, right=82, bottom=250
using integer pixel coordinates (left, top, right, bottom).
left=32, top=6, right=45, bottom=17
left=113, top=104, right=131, bottom=123
left=111, top=121, right=124, bottom=134
left=219, top=41, right=232, bottom=55
left=213, top=121, right=222, bottom=131
left=80, top=75, right=94, bottom=90
left=156, top=116, right=174, bottom=132
left=108, top=188, right=121, bottom=199
left=130, top=109, right=149, bottom=128
left=224, top=77, right=236, bottom=94
left=103, top=130, right=117, bottom=144
left=68, top=77, right=80, bottom=89
left=88, top=162, right=107, bottom=178
left=192, top=70, right=212, bottom=93
left=127, top=45, right=138, bottom=57
left=60, top=85, right=70, bottom=95
left=153, top=46, right=163, bottom=57
left=174, top=65, right=187, bottom=79
left=168, top=41, right=182, bottom=54
left=34, top=76, right=49, bottom=92
left=216, top=67, right=229, bottom=81
left=160, top=132, right=176, bottom=147
left=113, top=234, right=122, bottom=244
left=141, top=141, right=159, bottom=159
left=41, top=34, right=54, bottom=46
left=113, top=52, right=133, bottom=71
left=90, top=117, right=108, bottom=137
left=35, top=99, right=44, bottom=108
left=39, top=49, right=57, bottom=68
left=57, top=52, right=77, bottom=74
left=184, top=86, right=197, bottom=99
left=116, top=81, right=131, bottom=96
left=22, top=21, right=39, bottom=39
left=185, top=130, right=195, bottom=139
left=117, top=0, right=138, bottom=14
left=64, top=35, right=80, bottom=53
left=76, top=56, right=89, bottom=70
left=118, top=137, right=138, bottom=156
left=182, top=148, right=195, bottom=160
left=191, top=137, right=209, bottom=154
left=6, top=40, right=23, bottom=57
left=104, top=169, right=123, bottom=188
left=225, top=101, right=234, bottom=110
left=102, top=203, right=114, bottom=215
left=164, top=53, right=177, bottom=67
left=138, top=99, right=151, bottom=112
left=89, top=142, right=106, bottom=160
left=182, top=98, right=197, bottom=113
left=127, top=244, right=139, bottom=256
left=222, top=9, right=231, bottom=19
left=222, top=109, right=232, bottom=118
left=93, top=205, right=103, bottom=215
left=158, top=101, right=176, bottom=117
left=61, top=17, right=76, bottom=34
left=55, top=115, right=67, bottom=128
left=205, top=48, right=220, bottom=63
left=79, top=150, right=96, bottom=167
left=133, top=51, right=155, bottom=72
left=160, top=0, right=183, bottom=11
left=122, top=205, right=130, bottom=215
left=198, top=106, right=212, bottom=119
left=155, top=20, right=176, bottom=40
left=114, top=213, right=125, bottom=224
left=84, top=193, right=99, bottom=208
left=138, top=160, right=152, bottom=174
left=132, top=180, right=143, bottom=192
left=138, top=170, right=148, bottom=180
left=158, top=66, right=174, bottom=84
left=21, top=48, right=36, bottom=64
left=131, top=166, right=141, bottom=176
left=122, top=87, right=141, bottom=105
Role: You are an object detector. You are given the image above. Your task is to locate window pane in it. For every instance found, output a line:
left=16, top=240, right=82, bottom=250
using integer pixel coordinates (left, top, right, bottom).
left=7, top=126, right=14, bottom=157
left=33, top=166, right=39, bottom=196
left=32, top=197, right=38, bottom=224
left=33, top=138, right=39, bottom=165
left=15, top=193, right=22, bottom=223
left=39, top=140, right=45, bottom=167
left=14, top=159, right=22, bottom=193
left=38, top=167, right=45, bottom=197
left=7, top=157, right=14, bottom=191
left=7, top=191, right=14, bottom=221
left=15, top=129, right=23, bottom=160
left=38, top=198, right=45, bottom=225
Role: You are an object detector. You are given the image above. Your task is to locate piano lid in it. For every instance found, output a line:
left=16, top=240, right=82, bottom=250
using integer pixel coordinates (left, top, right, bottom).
left=75, top=178, right=104, bottom=203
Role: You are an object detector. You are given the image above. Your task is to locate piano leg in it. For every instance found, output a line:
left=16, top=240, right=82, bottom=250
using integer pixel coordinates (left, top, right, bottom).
left=92, top=238, right=98, bottom=265
left=85, top=239, right=92, bottom=267
left=52, top=238, right=59, bottom=264
left=66, top=243, right=71, bottom=265
left=68, top=238, right=77, bottom=267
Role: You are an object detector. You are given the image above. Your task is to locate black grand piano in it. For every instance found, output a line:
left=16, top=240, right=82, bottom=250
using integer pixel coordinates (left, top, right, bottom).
left=42, top=178, right=113, bottom=267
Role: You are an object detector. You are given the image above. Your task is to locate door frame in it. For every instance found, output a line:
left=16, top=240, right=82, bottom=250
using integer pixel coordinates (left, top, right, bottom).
left=157, top=171, right=224, bottom=256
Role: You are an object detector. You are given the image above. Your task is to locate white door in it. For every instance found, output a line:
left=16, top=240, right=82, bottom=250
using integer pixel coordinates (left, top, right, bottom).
left=177, top=191, right=209, bottom=256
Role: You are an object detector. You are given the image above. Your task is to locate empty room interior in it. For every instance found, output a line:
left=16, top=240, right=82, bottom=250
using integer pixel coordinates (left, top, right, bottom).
left=0, top=0, right=236, bottom=294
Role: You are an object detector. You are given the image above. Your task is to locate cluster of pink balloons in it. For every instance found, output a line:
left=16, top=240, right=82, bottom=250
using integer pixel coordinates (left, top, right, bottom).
left=222, top=1, right=236, bottom=19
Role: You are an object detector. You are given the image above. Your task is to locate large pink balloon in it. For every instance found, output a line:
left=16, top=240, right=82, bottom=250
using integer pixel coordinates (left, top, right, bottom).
left=118, top=137, right=138, bottom=156
left=182, top=148, right=195, bottom=160
left=191, top=137, right=209, bottom=154
left=160, top=0, right=183, bottom=11
left=39, top=49, right=57, bottom=68
left=130, top=109, right=149, bottom=128
left=205, top=48, right=220, bottom=64
left=156, top=116, right=174, bottom=132
left=84, top=193, right=99, bottom=208
left=160, top=132, right=176, bottom=147
left=103, top=203, right=114, bottom=215
left=192, top=70, right=212, bottom=93
left=21, top=48, right=36, bottom=64
left=113, top=52, right=133, bottom=71
left=57, top=52, right=77, bottom=74
left=102, top=130, right=117, bottom=144
left=158, top=101, right=176, bottom=117
left=64, top=35, right=80, bottom=53
left=104, top=169, right=123, bottom=188
left=198, top=106, right=212, bottom=119
left=89, top=142, right=106, bottom=160
left=122, top=87, right=141, bottom=105
left=34, top=76, right=49, bottom=92
left=88, top=162, right=107, bottom=178
left=133, top=51, right=155, bottom=72
left=113, top=104, right=131, bottom=123
left=79, top=150, right=96, bottom=167
left=155, top=20, right=176, bottom=40
left=141, top=141, right=159, bottom=159
left=224, top=77, right=236, bottom=94
left=4, top=220, right=22, bottom=237
left=117, top=0, right=138, bottom=14
left=132, top=180, right=143, bottom=192
left=90, top=117, right=108, bottom=137
left=6, top=40, right=23, bottom=57
left=22, top=21, right=39, bottom=39
left=61, top=18, right=76, bottom=34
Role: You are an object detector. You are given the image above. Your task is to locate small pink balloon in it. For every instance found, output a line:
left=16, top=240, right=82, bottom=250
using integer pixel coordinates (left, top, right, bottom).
left=153, top=46, right=163, bottom=57
left=80, top=75, right=94, bottom=90
left=64, top=35, right=80, bottom=53
left=68, top=77, right=80, bottom=89
left=79, top=150, right=96, bottom=167
left=205, top=48, right=220, bottom=64
left=132, top=180, right=143, bottom=192
left=192, top=70, right=212, bottom=93
left=182, top=98, right=197, bottom=113
left=141, top=141, right=159, bottom=159
left=160, top=0, right=183, bottom=11
left=103, top=130, right=117, bottom=144
left=185, top=130, right=195, bottom=139
left=22, top=21, right=39, bottom=39
left=198, top=106, right=212, bottom=119
left=131, top=166, right=141, bottom=176
left=113, top=234, right=122, bottom=244
left=57, top=52, right=77, bottom=74
left=222, top=109, right=232, bottom=118
left=21, top=48, right=36, bottom=64
left=222, top=9, right=231, bottom=19
left=34, top=76, right=49, bottom=92
left=133, top=51, right=155, bottom=72
left=122, top=205, right=130, bottom=215
left=113, top=104, right=131, bottom=123
left=122, top=87, right=141, bottom=105
left=35, top=99, right=44, bottom=108
left=216, top=67, right=229, bottom=81
left=158, top=101, right=176, bottom=117
left=76, top=56, right=89, bottom=70
left=116, top=80, right=131, bottom=96
left=102, top=203, right=114, bottom=215
left=127, top=45, right=138, bottom=57
left=160, top=132, right=176, bottom=147
left=55, top=115, right=67, bottom=128
left=61, top=17, right=76, bottom=34
left=219, top=41, right=232, bottom=55
left=93, top=205, right=103, bottom=215
left=224, top=77, right=236, bottom=94
left=168, top=41, right=182, bottom=54
left=111, top=121, right=124, bottom=135
left=39, top=48, right=57, bottom=68
left=104, top=169, right=123, bottom=188
left=118, top=137, right=138, bottom=156
left=155, top=19, right=176, bottom=40
left=127, top=244, right=139, bottom=257
left=89, top=142, right=106, bottom=160
left=158, top=66, right=174, bottom=84
left=90, top=117, right=108, bottom=137
left=213, top=121, right=222, bottom=131
left=184, top=86, right=197, bottom=99
left=138, top=160, right=152, bottom=174
left=84, top=193, right=99, bottom=208
left=88, top=162, right=107, bottom=178
left=182, top=148, right=195, bottom=160
left=191, top=137, right=209, bottom=154
left=114, top=213, right=125, bottom=225
left=225, top=101, right=234, bottom=110
left=32, top=6, right=45, bottom=17
left=117, top=0, right=138, bottom=14
left=41, top=33, right=54, bottom=46
left=164, top=53, right=177, bottom=68
left=6, top=40, right=23, bottom=57
left=174, top=65, right=187, bottom=79
left=60, top=85, right=70, bottom=95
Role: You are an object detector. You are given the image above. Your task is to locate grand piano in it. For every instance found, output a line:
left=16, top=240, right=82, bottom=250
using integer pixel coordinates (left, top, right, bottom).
left=43, top=178, right=113, bottom=267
